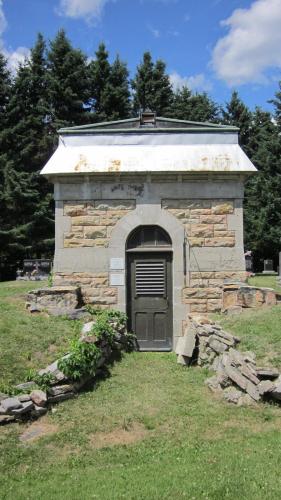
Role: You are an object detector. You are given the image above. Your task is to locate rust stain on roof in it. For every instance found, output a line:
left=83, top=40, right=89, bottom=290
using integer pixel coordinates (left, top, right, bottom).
left=108, top=159, right=121, bottom=172
left=74, top=154, right=89, bottom=172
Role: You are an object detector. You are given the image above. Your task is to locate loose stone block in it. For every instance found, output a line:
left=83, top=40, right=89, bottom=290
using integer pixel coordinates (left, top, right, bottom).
left=47, top=385, right=75, bottom=397
left=258, top=380, right=275, bottom=396
left=47, top=392, right=75, bottom=403
left=175, top=331, right=196, bottom=358
left=256, top=367, right=279, bottom=380
left=1, top=398, right=22, bottom=412
left=30, top=390, right=47, bottom=407
left=11, top=401, right=34, bottom=415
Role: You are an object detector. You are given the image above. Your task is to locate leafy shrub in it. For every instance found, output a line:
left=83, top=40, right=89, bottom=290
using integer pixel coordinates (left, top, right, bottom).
left=58, top=340, right=101, bottom=381
left=26, top=369, right=56, bottom=390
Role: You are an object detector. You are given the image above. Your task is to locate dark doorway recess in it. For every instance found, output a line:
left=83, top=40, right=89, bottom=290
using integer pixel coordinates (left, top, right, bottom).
left=126, top=226, right=173, bottom=351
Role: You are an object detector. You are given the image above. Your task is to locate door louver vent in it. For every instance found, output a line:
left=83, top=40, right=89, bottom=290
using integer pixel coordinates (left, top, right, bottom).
left=135, top=261, right=165, bottom=296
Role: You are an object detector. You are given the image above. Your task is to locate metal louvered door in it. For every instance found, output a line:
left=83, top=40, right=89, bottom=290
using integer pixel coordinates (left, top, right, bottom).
left=127, top=252, right=172, bottom=351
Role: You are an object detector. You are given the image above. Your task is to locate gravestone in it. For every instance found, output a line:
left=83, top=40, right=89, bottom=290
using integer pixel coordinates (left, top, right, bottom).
left=262, top=259, right=274, bottom=274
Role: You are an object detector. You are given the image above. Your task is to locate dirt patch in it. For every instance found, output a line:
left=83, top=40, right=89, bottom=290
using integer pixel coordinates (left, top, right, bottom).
left=19, top=418, right=59, bottom=443
left=90, top=422, right=149, bottom=449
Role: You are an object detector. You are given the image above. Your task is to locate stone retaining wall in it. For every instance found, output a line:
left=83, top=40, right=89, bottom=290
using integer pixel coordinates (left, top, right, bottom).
left=63, top=199, right=136, bottom=248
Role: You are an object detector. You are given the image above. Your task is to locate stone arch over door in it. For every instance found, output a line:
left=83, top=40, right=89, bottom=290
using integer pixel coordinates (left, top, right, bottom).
left=108, top=205, right=187, bottom=349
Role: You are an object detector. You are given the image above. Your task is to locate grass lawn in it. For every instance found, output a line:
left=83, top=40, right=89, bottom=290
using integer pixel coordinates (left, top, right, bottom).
left=1, top=281, right=281, bottom=499
left=248, top=274, right=281, bottom=293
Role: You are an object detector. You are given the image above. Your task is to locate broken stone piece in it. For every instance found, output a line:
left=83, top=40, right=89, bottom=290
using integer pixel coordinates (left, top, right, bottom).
left=30, top=390, right=47, bottom=407
left=208, top=337, right=228, bottom=354
left=18, top=394, right=32, bottom=403
left=177, top=354, right=190, bottom=366
left=11, top=401, right=34, bottom=415
left=31, top=405, right=48, bottom=417
left=14, top=381, right=37, bottom=391
left=38, top=359, right=67, bottom=383
left=175, top=331, right=196, bottom=358
left=269, top=383, right=281, bottom=401
left=223, top=388, right=242, bottom=404
left=256, top=367, right=279, bottom=380
left=47, top=392, right=75, bottom=403
left=258, top=380, right=275, bottom=396
left=47, top=384, right=75, bottom=397
left=0, top=415, right=15, bottom=424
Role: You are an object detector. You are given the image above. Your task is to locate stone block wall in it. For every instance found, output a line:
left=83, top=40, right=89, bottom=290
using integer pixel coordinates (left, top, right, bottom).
left=162, top=198, right=245, bottom=314
left=63, top=199, right=136, bottom=248
left=162, top=198, right=235, bottom=247
left=182, top=271, right=247, bottom=313
left=53, top=272, right=117, bottom=307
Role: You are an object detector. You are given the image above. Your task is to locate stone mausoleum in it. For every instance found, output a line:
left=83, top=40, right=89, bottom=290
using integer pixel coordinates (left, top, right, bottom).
left=41, top=112, right=257, bottom=351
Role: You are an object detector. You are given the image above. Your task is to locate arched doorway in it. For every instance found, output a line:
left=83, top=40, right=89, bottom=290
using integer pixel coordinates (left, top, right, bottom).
left=126, top=225, right=173, bottom=351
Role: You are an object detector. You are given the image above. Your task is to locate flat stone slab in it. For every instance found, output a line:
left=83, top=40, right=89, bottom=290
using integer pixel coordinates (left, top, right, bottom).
left=1, top=397, right=22, bottom=412
left=256, top=367, right=280, bottom=380
left=175, top=331, right=196, bottom=358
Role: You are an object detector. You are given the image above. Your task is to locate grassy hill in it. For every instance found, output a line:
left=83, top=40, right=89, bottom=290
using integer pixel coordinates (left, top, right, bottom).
left=1, top=280, right=281, bottom=499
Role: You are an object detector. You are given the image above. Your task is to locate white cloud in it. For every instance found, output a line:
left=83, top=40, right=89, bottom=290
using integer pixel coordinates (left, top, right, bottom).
left=0, top=0, right=30, bottom=73
left=169, top=71, right=213, bottom=92
left=211, top=0, right=281, bottom=86
left=147, top=25, right=161, bottom=38
left=56, top=0, right=111, bottom=21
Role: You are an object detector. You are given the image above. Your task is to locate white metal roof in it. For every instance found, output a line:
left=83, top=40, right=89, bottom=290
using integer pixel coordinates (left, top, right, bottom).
left=41, top=117, right=257, bottom=177
left=41, top=143, right=256, bottom=176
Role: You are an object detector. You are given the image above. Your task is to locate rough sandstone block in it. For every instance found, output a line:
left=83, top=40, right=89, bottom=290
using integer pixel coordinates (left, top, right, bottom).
left=199, top=215, right=226, bottom=224
left=191, top=224, right=214, bottom=238
left=190, top=303, right=208, bottom=313
left=71, top=216, right=101, bottom=226
left=64, top=202, right=87, bottom=216
left=189, top=238, right=204, bottom=247
left=212, top=201, right=234, bottom=214
left=94, top=200, right=136, bottom=210
left=213, top=231, right=235, bottom=238
left=204, top=237, right=235, bottom=247
left=162, top=199, right=211, bottom=209
left=190, top=208, right=212, bottom=215
left=214, top=223, right=228, bottom=231
left=64, top=238, right=97, bottom=247
left=183, top=287, right=221, bottom=300
left=207, top=299, right=222, bottom=312
left=84, top=226, right=107, bottom=239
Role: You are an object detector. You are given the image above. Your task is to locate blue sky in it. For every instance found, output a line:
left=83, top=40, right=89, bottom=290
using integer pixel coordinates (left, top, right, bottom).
left=1, top=0, right=281, bottom=111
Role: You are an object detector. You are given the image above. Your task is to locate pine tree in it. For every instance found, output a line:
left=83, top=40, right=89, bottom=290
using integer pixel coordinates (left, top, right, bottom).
left=243, top=108, right=281, bottom=269
left=0, top=54, right=12, bottom=278
left=131, top=52, right=173, bottom=115
left=0, top=34, right=54, bottom=276
left=48, top=29, right=90, bottom=129
left=269, top=81, right=281, bottom=129
left=88, top=43, right=111, bottom=121
left=102, top=55, right=131, bottom=120
left=222, top=90, right=252, bottom=152
left=89, top=47, right=131, bottom=121
left=167, top=86, right=219, bottom=122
